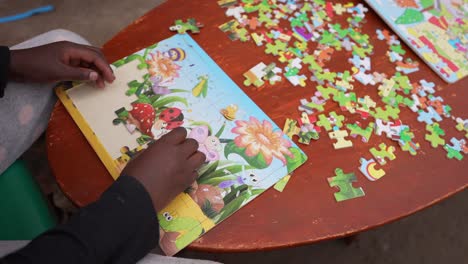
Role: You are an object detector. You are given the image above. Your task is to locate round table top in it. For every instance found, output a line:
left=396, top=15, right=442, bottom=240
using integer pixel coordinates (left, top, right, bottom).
left=47, top=0, right=468, bottom=252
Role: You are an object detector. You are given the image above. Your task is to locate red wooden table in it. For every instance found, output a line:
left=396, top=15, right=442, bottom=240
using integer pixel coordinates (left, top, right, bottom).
left=47, top=0, right=467, bottom=252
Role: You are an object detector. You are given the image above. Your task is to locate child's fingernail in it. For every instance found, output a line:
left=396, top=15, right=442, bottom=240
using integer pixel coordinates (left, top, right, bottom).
left=89, top=72, right=98, bottom=81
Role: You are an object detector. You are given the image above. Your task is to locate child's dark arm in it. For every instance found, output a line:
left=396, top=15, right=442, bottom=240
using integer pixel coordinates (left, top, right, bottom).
left=2, top=175, right=158, bottom=264
left=1, top=128, right=205, bottom=263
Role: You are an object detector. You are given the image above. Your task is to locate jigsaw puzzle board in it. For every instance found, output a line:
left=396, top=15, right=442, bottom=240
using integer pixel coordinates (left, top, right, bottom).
left=56, top=34, right=307, bottom=255
left=365, top=0, right=468, bottom=83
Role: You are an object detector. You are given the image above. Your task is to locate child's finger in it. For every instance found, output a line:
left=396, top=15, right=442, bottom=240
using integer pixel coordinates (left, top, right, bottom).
left=187, top=151, right=206, bottom=169
left=160, top=127, right=187, bottom=145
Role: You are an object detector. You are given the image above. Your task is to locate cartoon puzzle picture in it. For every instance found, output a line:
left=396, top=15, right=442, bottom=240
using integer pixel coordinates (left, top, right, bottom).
left=56, top=34, right=307, bottom=256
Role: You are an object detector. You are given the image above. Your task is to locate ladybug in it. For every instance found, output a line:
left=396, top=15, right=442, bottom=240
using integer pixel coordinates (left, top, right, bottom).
left=159, top=107, right=184, bottom=129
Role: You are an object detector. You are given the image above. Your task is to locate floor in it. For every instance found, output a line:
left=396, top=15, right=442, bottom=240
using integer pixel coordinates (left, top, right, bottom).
left=1, top=1, right=467, bottom=263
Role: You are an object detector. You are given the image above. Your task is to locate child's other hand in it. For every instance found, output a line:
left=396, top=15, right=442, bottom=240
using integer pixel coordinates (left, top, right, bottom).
left=122, top=128, right=206, bottom=212
left=9, top=41, right=115, bottom=88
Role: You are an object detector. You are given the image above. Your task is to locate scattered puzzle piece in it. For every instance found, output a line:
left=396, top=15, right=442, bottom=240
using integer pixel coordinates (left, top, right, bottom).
left=265, top=40, right=288, bottom=56
left=455, top=118, right=468, bottom=139
left=370, top=143, right=396, bottom=165
left=273, top=174, right=291, bottom=192
left=425, top=123, right=445, bottom=148
left=359, top=157, right=385, bottom=181
left=347, top=121, right=374, bottom=142
left=329, top=129, right=353, bottom=149
left=317, top=111, right=345, bottom=131
left=298, top=91, right=326, bottom=114
left=327, top=168, right=365, bottom=202
left=219, top=19, right=250, bottom=41
left=372, top=105, right=400, bottom=122
left=170, top=18, right=204, bottom=34
left=417, top=106, right=442, bottom=125
left=243, top=62, right=266, bottom=87
left=283, top=118, right=318, bottom=145
left=443, top=138, right=467, bottom=160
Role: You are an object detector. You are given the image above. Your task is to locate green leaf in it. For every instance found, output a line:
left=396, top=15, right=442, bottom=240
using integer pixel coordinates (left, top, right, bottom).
left=128, top=80, right=140, bottom=89
left=152, top=96, right=188, bottom=109
left=198, top=175, right=238, bottom=186
left=217, top=191, right=249, bottom=223
left=207, top=164, right=255, bottom=179
left=112, top=59, right=126, bottom=67
left=250, top=188, right=265, bottom=196
left=143, top=44, right=158, bottom=59
left=223, top=185, right=248, bottom=204
left=148, top=95, right=162, bottom=104
left=224, top=141, right=268, bottom=169
left=197, top=161, right=219, bottom=181
left=137, top=63, right=149, bottom=70
left=420, top=0, right=433, bottom=9
left=126, top=86, right=138, bottom=96
left=112, top=118, right=124, bottom=125
left=395, top=9, right=424, bottom=24
left=134, top=94, right=151, bottom=104
left=125, top=54, right=145, bottom=63
left=169, top=89, right=190, bottom=94
left=201, top=200, right=218, bottom=219
left=286, top=147, right=307, bottom=174
left=215, top=122, right=226, bottom=138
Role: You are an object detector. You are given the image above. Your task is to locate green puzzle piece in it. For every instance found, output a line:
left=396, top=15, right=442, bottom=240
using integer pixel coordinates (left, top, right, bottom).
left=400, top=141, right=420, bottom=156
left=171, top=18, right=203, bottom=34
left=372, top=105, right=400, bottom=121
left=333, top=91, right=357, bottom=111
left=302, top=54, right=323, bottom=72
left=258, top=11, right=276, bottom=27
left=319, top=30, right=342, bottom=49
left=390, top=44, right=406, bottom=55
left=285, top=67, right=300, bottom=77
left=370, top=143, right=396, bottom=165
left=331, top=23, right=350, bottom=39
left=265, top=40, right=288, bottom=56
left=348, top=28, right=370, bottom=45
left=314, top=70, right=337, bottom=83
left=316, top=85, right=339, bottom=100
left=346, top=122, right=374, bottom=142
left=352, top=44, right=374, bottom=59
left=327, top=168, right=365, bottom=202
left=392, top=72, right=412, bottom=93
left=399, top=127, right=420, bottom=156
left=425, top=123, right=445, bottom=148
left=317, top=111, right=345, bottom=131
left=290, top=12, right=308, bottom=27
left=444, top=145, right=463, bottom=160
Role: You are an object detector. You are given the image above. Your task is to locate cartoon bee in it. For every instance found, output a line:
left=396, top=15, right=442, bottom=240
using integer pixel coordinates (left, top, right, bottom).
left=163, top=48, right=186, bottom=61
left=220, top=104, right=238, bottom=121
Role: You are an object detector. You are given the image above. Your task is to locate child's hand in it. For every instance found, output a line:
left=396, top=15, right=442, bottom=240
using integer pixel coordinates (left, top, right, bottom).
left=9, top=41, right=115, bottom=88
left=122, top=128, right=206, bottom=212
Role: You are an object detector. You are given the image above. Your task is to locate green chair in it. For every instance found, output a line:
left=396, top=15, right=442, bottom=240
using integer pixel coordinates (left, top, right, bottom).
left=0, top=160, right=56, bottom=240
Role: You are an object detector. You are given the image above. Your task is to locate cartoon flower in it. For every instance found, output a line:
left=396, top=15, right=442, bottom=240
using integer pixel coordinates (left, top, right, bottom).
left=232, top=117, right=293, bottom=165
left=146, top=52, right=181, bottom=80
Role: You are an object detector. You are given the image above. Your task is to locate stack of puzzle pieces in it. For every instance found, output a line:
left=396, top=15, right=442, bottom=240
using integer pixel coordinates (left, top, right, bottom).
left=214, top=0, right=467, bottom=202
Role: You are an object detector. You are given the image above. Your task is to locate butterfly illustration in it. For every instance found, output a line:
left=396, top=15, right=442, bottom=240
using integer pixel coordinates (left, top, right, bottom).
left=188, top=126, right=222, bottom=162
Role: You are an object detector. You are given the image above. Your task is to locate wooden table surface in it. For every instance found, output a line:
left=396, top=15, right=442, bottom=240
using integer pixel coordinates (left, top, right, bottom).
left=47, top=0, right=468, bottom=252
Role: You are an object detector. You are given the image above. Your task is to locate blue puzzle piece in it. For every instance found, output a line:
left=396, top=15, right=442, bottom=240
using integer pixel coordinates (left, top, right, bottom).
left=418, top=79, right=435, bottom=97
left=417, top=106, right=442, bottom=125
left=376, top=29, right=385, bottom=40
